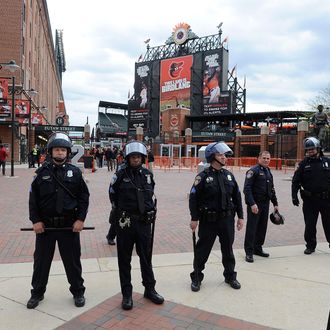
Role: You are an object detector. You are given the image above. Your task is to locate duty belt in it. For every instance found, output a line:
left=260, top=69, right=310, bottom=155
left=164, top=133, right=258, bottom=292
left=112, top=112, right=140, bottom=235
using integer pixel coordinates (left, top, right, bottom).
left=44, top=216, right=75, bottom=227
left=302, top=190, right=330, bottom=199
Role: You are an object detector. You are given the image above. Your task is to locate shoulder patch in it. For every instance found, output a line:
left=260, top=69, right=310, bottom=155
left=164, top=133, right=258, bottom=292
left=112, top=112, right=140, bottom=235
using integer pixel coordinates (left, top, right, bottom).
left=110, top=174, right=117, bottom=186
left=246, top=170, right=254, bottom=179
left=194, top=175, right=202, bottom=186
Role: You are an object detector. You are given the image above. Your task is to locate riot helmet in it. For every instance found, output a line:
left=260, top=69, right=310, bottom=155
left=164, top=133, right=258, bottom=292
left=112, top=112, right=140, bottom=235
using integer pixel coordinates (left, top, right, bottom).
left=317, top=104, right=324, bottom=112
left=124, top=141, right=147, bottom=160
left=47, top=132, right=73, bottom=154
left=270, top=210, right=285, bottom=225
left=205, top=141, right=233, bottom=163
left=304, top=137, right=320, bottom=150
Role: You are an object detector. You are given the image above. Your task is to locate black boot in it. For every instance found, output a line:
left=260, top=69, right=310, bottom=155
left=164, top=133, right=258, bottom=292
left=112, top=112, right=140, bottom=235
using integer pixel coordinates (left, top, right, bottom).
left=191, top=280, right=201, bottom=292
left=122, top=295, right=133, bottom=310
left=27, top=295, right=44, bottom=309
left=74, top=295, right=85, bottom=307
left=144, top=289, right=164, bottom=304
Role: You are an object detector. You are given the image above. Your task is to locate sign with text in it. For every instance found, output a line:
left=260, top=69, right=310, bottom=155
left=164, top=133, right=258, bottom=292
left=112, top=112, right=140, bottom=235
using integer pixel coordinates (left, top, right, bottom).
left=160, top=55, right=193, bottom=112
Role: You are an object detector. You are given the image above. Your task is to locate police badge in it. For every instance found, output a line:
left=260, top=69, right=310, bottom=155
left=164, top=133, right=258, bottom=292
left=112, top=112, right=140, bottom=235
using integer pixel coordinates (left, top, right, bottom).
left=119, top=212, right=131, bottom=229
left=205, top=176, right=214, bottom=183
left=67, top=170, right=73, bottom=178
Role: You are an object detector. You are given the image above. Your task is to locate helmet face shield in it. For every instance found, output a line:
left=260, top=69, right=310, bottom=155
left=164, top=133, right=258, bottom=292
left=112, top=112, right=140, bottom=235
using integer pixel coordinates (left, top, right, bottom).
left=304, top=137, right=320, bottom=150
left=205, top=142, right=233, bottom=163
left=47, top=132, right=73, bottom=154
left=124, top=141, right=147, bottom=158
left=270, top=211, right=285, bottom=225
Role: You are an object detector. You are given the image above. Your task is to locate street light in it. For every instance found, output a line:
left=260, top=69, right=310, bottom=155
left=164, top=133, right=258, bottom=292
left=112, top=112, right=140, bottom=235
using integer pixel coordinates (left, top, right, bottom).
left=24, top=89, right=38, bottom=159
left=0, top=60, right=20, bottom=176
left=0, top=60, right=20, bottom=73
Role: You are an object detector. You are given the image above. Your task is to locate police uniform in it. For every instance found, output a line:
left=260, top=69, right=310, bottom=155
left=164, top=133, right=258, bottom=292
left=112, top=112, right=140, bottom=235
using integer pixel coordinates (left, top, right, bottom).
left=29, top=161, right=89, bottom=300
left=109, top=163, right=158, bottom=299
left=189, top=166, right=243, bottom=283
left=291, top=155, right=330, bottom=250
left=243, top=164, right=278, bottom=256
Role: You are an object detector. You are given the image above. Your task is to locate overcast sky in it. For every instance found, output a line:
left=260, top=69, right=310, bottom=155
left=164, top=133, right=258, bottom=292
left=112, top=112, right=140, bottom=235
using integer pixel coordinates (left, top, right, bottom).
left=47, top=0, right=330, bottom=128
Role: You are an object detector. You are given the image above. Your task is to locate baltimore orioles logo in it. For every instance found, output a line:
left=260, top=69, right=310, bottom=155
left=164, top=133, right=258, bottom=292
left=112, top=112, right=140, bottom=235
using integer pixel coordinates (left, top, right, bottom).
left=169, top=61, right=184, bottom=79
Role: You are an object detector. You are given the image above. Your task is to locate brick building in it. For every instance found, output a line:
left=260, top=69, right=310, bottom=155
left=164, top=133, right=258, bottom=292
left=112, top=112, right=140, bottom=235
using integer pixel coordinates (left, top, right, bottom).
left=0, top=0, right=66, bottom=163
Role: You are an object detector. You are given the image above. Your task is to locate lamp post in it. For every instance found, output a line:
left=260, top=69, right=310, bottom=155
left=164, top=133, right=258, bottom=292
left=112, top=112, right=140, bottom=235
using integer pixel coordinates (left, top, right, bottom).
left=25, top=89, right=38, bottom=159
left=0, top=60, right=20, bottom=177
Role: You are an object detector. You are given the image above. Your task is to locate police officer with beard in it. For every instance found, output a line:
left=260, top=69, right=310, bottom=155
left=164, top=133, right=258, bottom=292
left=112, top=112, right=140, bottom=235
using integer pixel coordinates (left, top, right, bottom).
left=189, top=142, right=244, bottom=292
left=292, top=137, right=330, bottom=254
left=27, top=133, right=89, bottom=309
left=109, top=141, right=164, bottom=310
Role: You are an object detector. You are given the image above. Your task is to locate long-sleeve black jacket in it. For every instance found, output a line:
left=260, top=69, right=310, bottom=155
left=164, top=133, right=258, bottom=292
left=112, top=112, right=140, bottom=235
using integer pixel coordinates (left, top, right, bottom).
left=189, top=166, right=243, bottom=221
left=109, top=164, right=155, bottom=214
left=29, top=162, right=90, bottom=223
left=243, top=164, right=278, bottom=207
left=292, top=156, right=330, bottom=198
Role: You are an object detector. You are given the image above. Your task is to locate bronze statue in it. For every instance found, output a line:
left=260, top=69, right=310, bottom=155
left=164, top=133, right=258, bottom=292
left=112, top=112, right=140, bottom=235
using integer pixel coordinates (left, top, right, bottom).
left=311, top=105, right=329, bottom=148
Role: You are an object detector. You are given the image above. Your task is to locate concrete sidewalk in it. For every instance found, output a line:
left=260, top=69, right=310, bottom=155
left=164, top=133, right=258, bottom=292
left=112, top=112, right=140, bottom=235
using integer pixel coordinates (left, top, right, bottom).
left=0, top=243, right=329, bottom=330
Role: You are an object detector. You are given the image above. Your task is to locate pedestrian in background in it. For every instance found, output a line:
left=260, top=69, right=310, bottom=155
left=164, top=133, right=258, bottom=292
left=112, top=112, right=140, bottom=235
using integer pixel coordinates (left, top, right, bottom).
left=27, top=133, right=89, bottom=309
left=243, top=151, right=278, bottom=263
left=189, top=141, right=244, bottom=292
left=291, top=137, right=330, bottom=254
left=105, top=147, right=115, bottom=171
left=147, top=146, right=154, bottom=173
left=0, top=143, right=8, bottom=175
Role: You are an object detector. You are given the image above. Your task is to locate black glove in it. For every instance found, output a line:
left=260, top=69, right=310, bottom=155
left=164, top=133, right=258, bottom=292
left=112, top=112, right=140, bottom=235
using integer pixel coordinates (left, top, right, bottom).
left=292, top=197, right=299, bottom=206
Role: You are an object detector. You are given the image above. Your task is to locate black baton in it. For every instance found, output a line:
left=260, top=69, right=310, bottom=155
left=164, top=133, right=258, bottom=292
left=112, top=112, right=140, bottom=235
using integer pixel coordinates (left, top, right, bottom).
left=20, top=227, right=95, bottom=231
left=192, top=231, right=199, bottom=284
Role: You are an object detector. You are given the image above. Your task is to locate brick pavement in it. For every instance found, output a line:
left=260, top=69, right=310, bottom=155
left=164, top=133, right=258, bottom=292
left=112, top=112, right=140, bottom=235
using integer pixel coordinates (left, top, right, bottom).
left=56, top=292, right=276, bottom=330
left=0, top=165, right=327, bottom=263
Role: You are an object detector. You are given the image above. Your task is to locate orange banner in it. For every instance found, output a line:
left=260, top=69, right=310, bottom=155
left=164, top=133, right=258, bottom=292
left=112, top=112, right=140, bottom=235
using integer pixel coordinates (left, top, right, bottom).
left=160, top=55, right=193, bottom=112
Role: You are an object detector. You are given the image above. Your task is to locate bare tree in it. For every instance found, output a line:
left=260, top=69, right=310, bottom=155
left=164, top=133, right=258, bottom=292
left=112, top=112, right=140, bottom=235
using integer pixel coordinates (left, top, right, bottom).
left=307, top=84, right=330, bottom=111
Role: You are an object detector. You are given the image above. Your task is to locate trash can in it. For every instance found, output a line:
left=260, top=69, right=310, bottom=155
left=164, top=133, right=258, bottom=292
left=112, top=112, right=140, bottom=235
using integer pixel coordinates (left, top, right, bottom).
left=83, top=156, right=93, bottom=169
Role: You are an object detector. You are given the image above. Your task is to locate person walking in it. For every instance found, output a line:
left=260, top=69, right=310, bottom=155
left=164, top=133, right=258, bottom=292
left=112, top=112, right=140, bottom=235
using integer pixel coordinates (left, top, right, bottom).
left=291, top=137, right=330, bottom=254
left=189, top=141, right=244, bottom=292
left=147, top=146, right=154, bottom=173
left=109, top=140, right=164, bottom=310
left=105, top=147, right=114, bottom=171
left=27, top=133, right=90, bottom=309
left=243, top=151, right=278, bottom=263
left=0, top=143, right=8, bottom=175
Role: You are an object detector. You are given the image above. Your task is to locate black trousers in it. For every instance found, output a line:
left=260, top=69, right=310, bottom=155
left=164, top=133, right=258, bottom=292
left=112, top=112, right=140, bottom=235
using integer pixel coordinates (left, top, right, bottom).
left=190, top=215, right=236, bottom=282
left=107, top=223, right=116, bottom=240
left=302, top=196, right=330, bottom=249
left=244, top=201, right=270, bottom=255
left=31, top=231, right=85, bottom=298
left=0, top=160, right=5, bottom=175
left=116, top=218, right=156, bottom=297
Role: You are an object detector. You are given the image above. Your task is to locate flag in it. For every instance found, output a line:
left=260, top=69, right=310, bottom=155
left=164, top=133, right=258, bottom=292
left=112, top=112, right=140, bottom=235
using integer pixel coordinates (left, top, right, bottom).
left=144, top=38, right=150, bottom=44
left=221, top=36, right=228, bottom=45
left=230, top=65, right=237, bottom=76
left=138, top=54, right=143, bottom=62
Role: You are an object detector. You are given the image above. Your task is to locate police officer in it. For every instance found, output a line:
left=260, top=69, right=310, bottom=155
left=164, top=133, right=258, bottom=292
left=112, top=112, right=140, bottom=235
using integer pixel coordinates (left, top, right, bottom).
left=109, top=140, right=164, bottom=310
left=291, top=137, right=330, bottom=254
left=243, top=151, right=278, bottom=263
left=27, top=133, right=90, bottom=309
left=189, top=142, right=244, bottom=291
